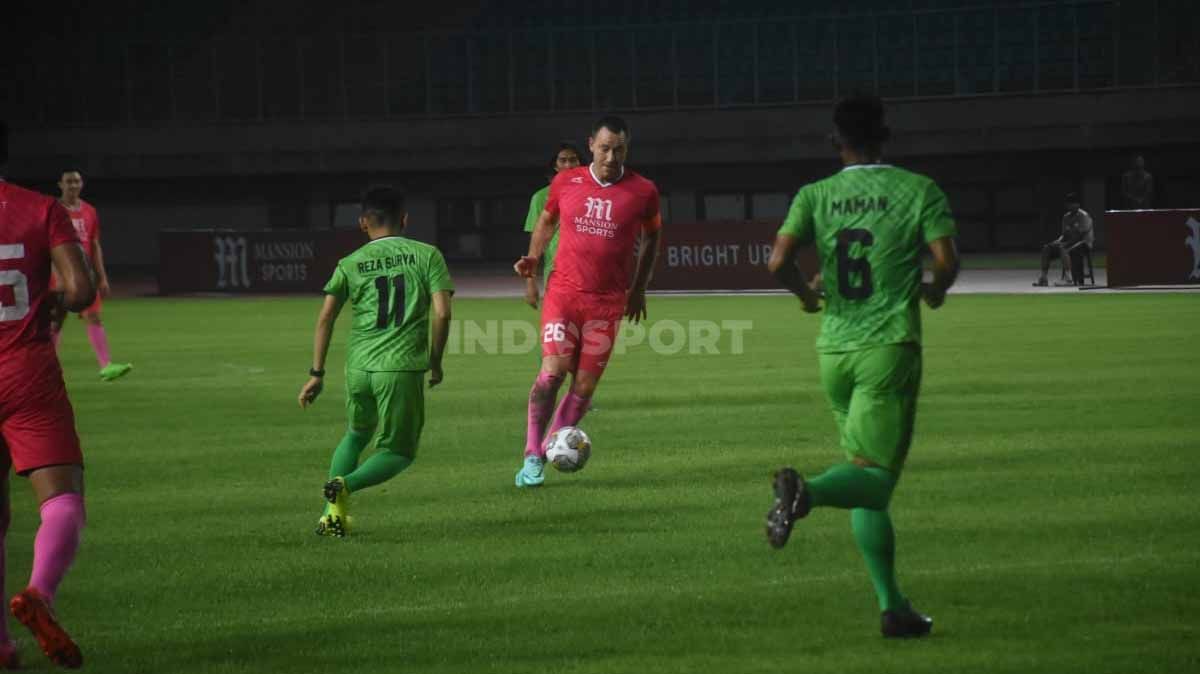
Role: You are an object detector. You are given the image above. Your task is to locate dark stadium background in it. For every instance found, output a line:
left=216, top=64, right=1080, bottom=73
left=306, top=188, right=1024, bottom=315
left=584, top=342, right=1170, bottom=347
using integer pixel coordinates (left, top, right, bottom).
left=2, top=0, right=1198, bottom=274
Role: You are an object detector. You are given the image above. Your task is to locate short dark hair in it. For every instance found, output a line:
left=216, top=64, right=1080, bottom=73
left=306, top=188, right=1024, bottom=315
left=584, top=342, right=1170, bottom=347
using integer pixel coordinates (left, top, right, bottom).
left=1065, top=192, right=1080, bottom=204
left=547, top=142, right=584, bottom=176
left=361, top=185, right=406, bottom=226
left=0, top=120, right=7, bottom=167
left=833, top=95, right=890, bottom=151
left=591, top=115, right=629, bottom=139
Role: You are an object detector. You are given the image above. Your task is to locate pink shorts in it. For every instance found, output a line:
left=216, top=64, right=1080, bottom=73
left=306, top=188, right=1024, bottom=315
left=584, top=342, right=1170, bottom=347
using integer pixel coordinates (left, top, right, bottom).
left=540, top=289, right=624, bottom=376
left=0, top=348, right=84, bottom=474
left=48, top=275, right=102, bottom=316
left=77, top=294, right=102, bottom=317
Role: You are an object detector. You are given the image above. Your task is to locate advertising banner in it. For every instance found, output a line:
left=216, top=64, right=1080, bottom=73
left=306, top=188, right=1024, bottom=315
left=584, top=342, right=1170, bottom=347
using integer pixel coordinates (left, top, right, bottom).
left=1106, top=209, right=1200, bottom=287
left=159, top=229, right=365, bottom=293
left=651, top=221, right=816, bottom=291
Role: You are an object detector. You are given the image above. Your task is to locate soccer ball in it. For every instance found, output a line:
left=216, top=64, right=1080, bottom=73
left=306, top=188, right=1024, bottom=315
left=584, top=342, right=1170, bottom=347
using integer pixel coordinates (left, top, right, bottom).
left=544, top=426, right=592, bottom=473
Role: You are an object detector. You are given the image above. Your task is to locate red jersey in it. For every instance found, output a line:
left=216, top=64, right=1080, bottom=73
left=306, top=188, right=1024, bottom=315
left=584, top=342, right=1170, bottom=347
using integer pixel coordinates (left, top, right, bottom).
left=0, top=181, right=80, bottom=358
left=545, top=165, right=661, bottom=298
left=62, top=200, right=99, bottom=259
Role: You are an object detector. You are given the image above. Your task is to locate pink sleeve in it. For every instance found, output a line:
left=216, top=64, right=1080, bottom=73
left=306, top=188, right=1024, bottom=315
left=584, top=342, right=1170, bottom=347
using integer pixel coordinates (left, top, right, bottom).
left=642, top=186, right=662, bottom=233
left=545, top=172, right=565, bottom=219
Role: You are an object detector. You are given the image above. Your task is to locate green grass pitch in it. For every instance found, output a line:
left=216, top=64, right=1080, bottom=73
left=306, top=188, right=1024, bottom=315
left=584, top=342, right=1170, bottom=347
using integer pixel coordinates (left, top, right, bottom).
left=21, top=293, right=1199, bottom=673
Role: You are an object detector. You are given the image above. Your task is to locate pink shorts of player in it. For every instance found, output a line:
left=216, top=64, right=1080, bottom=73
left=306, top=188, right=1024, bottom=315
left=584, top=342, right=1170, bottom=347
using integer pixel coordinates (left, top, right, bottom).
left=540, top=289, right=624, bottom=376
left=77, top=294, right=102, bottom=317
left=0, top=347, right=84, bottom=475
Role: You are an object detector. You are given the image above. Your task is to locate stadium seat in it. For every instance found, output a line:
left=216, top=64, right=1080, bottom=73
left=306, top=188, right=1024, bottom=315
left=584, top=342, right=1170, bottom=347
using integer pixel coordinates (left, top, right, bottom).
left=1060, top=243, right=1095, bottom=286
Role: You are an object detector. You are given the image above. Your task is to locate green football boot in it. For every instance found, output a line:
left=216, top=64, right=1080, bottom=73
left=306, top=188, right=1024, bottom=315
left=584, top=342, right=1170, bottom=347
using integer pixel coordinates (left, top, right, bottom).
left=99, top=362, right=133, bottom=382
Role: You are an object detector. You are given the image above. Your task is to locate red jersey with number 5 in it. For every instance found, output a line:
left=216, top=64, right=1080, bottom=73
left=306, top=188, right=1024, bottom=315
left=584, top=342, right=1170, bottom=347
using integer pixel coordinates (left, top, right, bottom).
left=544, top=165, right=661, bottom=299
left=0, top=181, right=80, bottom=358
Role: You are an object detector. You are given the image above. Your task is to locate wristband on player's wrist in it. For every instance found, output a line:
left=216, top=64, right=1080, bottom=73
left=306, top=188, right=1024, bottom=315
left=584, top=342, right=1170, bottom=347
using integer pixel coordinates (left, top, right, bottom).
left=309, top=368, right=325, bottom=378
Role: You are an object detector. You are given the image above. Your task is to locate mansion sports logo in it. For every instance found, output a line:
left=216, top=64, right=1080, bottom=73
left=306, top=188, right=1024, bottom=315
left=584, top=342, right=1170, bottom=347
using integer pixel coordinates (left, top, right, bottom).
left=1186, top=217, right=1200, bottom=280
left=574, top=197, right=618, bottom=238
left=584, top=197, right=613, bottom=220
left=214, top=236, right=250, bottom=289
left=213, top=235, right=314, bottom=289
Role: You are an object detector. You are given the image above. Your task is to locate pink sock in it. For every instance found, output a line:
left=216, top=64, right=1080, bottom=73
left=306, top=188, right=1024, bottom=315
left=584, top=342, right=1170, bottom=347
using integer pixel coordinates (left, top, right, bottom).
left=29, top=493, right=86, bottom=604
left=86, top=323, right=111, bottom=368
left=525, top=372, right=564, bottom=458
left=548, top=391, right=591, bottom=438
left=52, top=329, right=62, bottom=349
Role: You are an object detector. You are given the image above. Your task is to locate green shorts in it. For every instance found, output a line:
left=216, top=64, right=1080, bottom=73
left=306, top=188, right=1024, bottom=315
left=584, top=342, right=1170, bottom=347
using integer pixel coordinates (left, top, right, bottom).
left=345, top=369, right=425, bottom=458
left=818, top=343, right=922, bottom=473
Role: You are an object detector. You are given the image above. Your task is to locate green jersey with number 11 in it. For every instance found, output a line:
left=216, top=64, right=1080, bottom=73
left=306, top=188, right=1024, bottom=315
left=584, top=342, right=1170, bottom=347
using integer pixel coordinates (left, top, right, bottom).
left=323, top=236, right=455, bottom=372
left=779, top=164, right=956, bottom=354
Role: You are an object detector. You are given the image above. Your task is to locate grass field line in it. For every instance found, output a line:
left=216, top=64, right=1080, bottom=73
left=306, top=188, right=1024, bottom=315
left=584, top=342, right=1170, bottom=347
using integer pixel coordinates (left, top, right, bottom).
left=91, top=549, right=1196, bottom=637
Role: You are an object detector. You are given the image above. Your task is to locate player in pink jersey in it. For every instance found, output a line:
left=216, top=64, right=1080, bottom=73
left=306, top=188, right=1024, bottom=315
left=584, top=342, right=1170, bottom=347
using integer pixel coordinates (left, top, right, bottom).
left=513, top=115, right=662, bottom=487
left=0, top=121, right=95, bottom=669
left=52, top=170, right=132, bottom=382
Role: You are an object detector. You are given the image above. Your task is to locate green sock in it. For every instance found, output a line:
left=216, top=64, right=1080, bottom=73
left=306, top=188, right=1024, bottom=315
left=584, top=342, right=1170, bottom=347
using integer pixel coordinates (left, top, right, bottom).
left=343, top=451, right=413, bottom=493
left=807, top=463, right=896, bottom=510
left=851, top=508, right=907, bottom=612
left=329, top=430, right=372, bottom=480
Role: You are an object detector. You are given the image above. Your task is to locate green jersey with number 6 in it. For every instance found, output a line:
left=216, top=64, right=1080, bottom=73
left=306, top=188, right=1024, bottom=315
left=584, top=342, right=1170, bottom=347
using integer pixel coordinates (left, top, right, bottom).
left=323, top=236, right=455, bottom=371
left=779, top=164, right=956, bottom=354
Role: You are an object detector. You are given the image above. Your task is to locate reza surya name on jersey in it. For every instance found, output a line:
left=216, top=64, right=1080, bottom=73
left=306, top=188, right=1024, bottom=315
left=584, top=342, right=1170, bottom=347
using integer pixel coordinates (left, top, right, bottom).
left=573, top=197, right=618, bottom=239
left=357, top=252, right=417, bottom=274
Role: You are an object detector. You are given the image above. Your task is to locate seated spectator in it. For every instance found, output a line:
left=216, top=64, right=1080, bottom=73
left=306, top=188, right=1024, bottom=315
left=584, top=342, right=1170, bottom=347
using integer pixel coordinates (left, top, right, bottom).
left=1034, top=193, right=1094, bottom=286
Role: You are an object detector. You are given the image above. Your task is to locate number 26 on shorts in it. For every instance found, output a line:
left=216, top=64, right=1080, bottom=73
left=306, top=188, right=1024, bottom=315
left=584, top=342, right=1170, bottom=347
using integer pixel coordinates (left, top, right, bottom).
left=542, top=322, right=567, bottom=343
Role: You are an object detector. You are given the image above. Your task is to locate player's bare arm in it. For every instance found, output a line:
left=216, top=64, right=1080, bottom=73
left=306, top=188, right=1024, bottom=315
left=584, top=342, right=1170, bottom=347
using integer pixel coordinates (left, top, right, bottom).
left=524, top=276, right=540, bottom=309
left=768, top=233, right=821, bottom=313
left=429, top=290, right=453, bottom=388
left=521, top=213, right=547, bottom=306
left=516, top=210, right=559, bottom=278
left=625, top=228, right=661, bottom=324
left=48, top=242, right=96, bottom=313
left=92, top=238, right=110, bottom=297
left=300, top=294, right=345, bottom=408
left=921, top=236, right=959, bottom=309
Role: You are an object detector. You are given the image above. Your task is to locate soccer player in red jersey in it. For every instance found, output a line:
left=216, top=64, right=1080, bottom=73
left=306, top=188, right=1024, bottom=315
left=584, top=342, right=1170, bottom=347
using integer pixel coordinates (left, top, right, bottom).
left=52, top=170, right=132, bottom=382
left=513, top=116, right=662, bottom=486
left=0, top=122, right=95, bottom=669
